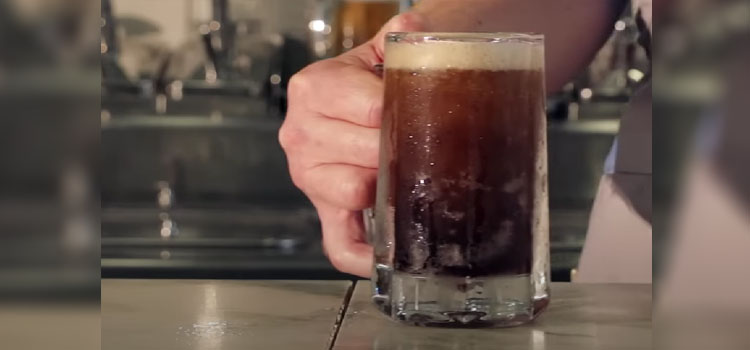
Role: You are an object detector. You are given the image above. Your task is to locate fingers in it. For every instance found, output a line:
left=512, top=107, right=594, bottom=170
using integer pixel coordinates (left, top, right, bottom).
left=280, top=14, right=426, bottom=278
left=317, top=203, right=373, bottom=278
left=289, top=62, right=384, bottom=128
left=303, top=163, right=377, bottom=211
left=280, top=116, right=378, bottom=210
left=370, top=12, right=429, bottom=62
left=339, top=12, right=429, bottom=68
left=281, top=115, right=379, bottom=168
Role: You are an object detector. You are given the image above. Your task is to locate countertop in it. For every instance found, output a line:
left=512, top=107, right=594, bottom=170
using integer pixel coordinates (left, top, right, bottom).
left=102, top=280, right=652, bottom=350
left=335, top=282, right=652, bottom=350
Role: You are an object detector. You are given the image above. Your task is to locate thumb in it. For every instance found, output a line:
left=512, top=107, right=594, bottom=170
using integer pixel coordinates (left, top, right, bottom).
left=370, top=12, right=429, bottom=61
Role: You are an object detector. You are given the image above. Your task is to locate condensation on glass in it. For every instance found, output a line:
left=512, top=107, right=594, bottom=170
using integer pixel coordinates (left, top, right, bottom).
left=366, top=32, right=550, bottom=327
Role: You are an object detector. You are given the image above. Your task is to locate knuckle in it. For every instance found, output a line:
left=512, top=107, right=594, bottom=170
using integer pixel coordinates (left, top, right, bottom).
left=363, top=135, right=380, bottom=166
left=327, top=250, right=351, bottom=273
left=339, top=64, right=361, bottom=77
left=278, top=122, right=306, bottom=151
left=366, top=99, right=384, bottom=127
left=340, top=177, right=372, bottom=208
left=348, top=131, right=379, bottom=167
left=287, top=71, right=311, bottom=100
left=287, top=166, right=306, bottom=190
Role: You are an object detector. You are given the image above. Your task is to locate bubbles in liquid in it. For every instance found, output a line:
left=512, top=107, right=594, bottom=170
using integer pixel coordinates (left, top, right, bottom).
left=404, top=173, right=437, bottom=272
left=442, top=209, right=465, bottom=221
left=518, top=192, right=529, bottom=212
left=502, top=177, right=524, bottom=193
left=438, top=243, right=465, bottom=267
left=407, top=232, right=430, bottom=271
left=410, top=174, right=434, bottom=207
left=386, top=67, right=545, bottom=278
left=434, top=200, right=466, bottom=222
left=476, top=220, right=514, bottom=261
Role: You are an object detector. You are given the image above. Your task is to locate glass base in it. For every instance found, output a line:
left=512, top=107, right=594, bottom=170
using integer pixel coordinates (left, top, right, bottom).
left=373, top=265, right=548, bottom=328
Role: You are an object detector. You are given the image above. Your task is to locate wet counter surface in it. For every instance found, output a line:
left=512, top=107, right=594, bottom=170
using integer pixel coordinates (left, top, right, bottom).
left=102, top=280, right=651, bottom=350
left=102, top=280, right=350, bottom=350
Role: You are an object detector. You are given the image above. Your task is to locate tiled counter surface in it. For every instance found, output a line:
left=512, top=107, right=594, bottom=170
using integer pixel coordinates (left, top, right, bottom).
left=102, top=280, right=651, bottom=350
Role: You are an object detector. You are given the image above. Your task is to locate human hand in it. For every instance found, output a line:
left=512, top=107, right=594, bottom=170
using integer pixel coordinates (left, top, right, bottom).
left=279, top=13, right=425, bottom=277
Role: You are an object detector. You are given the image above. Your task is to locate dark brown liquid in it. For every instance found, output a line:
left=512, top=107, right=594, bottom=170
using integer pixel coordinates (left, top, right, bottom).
left=381, top=68, right=545, bottom=277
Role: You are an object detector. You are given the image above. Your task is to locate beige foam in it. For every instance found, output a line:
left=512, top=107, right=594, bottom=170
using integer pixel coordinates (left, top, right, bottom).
left=385, top=39, right=544, bottom=71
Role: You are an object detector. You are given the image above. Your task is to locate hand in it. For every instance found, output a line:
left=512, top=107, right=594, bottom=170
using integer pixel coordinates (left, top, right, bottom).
left=279, top=13, right=425, bottom=277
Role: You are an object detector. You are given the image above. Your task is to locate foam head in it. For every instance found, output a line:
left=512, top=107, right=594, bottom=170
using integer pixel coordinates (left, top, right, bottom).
left=384, top=33, right=544, bottom=71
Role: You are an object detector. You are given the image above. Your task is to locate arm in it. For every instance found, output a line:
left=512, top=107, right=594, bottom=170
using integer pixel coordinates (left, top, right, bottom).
left=280, top=0, right=626, bottom=277
left=411, top=0, right=627, bottom=92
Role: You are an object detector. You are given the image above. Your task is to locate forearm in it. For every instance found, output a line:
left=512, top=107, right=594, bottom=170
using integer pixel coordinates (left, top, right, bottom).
left=410, top=0, right=627, bottom=93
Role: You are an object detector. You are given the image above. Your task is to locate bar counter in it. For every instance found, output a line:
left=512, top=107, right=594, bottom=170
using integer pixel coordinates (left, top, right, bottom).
left=102, top=280, right=651, bottom=350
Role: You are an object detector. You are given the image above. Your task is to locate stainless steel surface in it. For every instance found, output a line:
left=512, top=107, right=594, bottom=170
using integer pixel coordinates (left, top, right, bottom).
left=98, top=1, right=627, bottom=281
left=100, top=1, right=321, bottom=279
left=99, top=113, right=329, bottom=279
left=102, top=279, right=352, bottom=350
left=99, top=116, right=616, bottom=280
left=548, top=118, right=619, bottom=209
left=100, top=207, right=342, bottom=279
left=333, top=282, right=652, bottom=349
left=100, top=114, right=300, bottom=204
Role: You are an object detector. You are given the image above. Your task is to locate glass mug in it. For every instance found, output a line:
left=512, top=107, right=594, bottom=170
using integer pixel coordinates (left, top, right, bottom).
left=366, top=32, right=550, bottom=327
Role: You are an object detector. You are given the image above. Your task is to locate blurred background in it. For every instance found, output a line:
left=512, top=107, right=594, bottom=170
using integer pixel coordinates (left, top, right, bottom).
left=0, top=0, right=99, bottom=348
left=2, top=0, right=749, bottom=348
left=99, top=0, right=650, bottom=281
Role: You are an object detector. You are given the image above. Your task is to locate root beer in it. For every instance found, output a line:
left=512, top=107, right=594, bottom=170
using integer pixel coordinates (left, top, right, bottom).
left=378, top=35, right=546, bottom=277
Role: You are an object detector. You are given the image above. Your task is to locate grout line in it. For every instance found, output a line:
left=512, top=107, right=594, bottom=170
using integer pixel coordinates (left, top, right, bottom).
left=327, top=280, right=357, bottom=350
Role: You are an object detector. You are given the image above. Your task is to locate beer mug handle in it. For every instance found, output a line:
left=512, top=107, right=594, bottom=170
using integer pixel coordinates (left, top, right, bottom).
left=373, top=63, right=384, bottom=78
left=362, top=207, right=376, bottom=244
left=362, top=64, right=384, bottom=244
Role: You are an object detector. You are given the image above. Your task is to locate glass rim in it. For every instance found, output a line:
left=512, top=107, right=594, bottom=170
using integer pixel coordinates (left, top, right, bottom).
left=386, top=32, right=544, bottom=44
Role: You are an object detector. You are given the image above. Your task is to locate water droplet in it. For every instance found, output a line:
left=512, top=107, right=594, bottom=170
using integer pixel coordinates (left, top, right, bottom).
left=429, top=162, right=435, bottom=166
